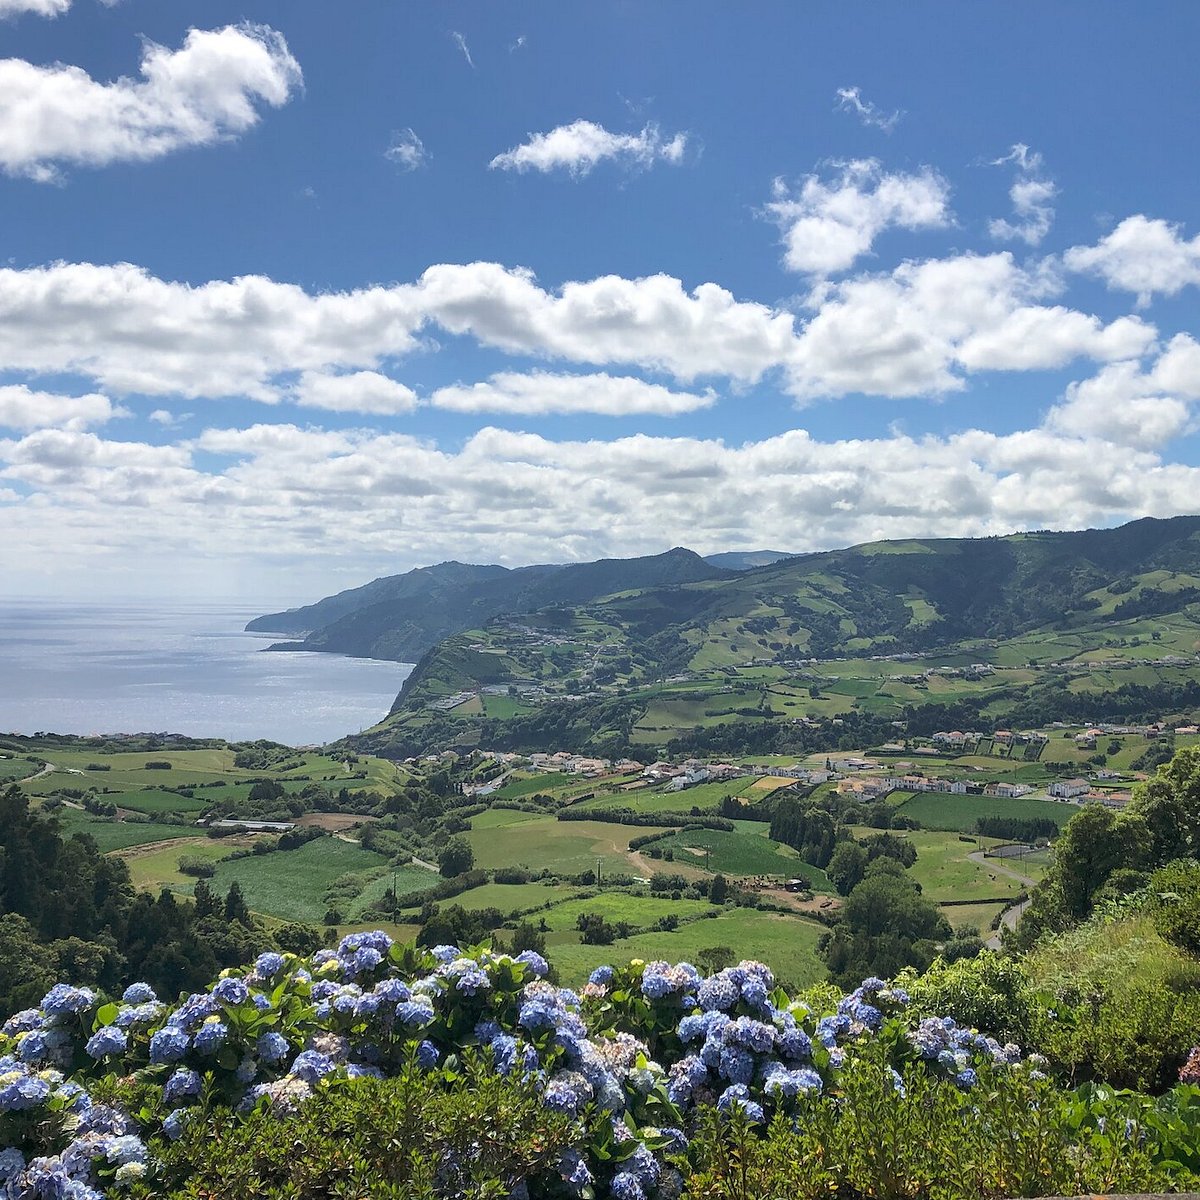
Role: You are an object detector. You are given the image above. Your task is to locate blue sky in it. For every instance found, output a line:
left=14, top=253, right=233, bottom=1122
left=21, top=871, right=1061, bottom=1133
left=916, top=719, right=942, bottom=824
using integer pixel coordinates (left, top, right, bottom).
left=1, top=1, right=1199, bottom=604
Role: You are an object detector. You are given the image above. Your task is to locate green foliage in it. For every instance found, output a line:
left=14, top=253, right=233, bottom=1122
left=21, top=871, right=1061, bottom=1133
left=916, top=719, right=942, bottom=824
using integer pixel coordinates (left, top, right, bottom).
left=821, top=865, right=951, bottom=988
left=897, top=952, right=1038, bottom=1045
left=1024, top=911, right=1200, bottom=1091
left=680, top=1057, right=1200, bottom=1200
left=1150, top=858, right=1200, bottom=956
left=438, top=836, right=475, bottom=878
left=130, top=1061, right=580, bottom=1199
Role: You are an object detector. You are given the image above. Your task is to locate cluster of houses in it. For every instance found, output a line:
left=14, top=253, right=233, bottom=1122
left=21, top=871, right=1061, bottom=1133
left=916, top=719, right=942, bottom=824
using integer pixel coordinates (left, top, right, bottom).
left=930, top=729, right=1049, bottom=749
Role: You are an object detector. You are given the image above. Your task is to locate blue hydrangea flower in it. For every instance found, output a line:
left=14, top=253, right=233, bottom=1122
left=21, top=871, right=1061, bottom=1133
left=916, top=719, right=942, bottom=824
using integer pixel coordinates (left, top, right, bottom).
left=212, top=977, right=250, bottom=1006
left=0, top=1073, right=51, bottom=1112
left=149, top=1026, right=191, bottom=1064
left=255, top=1030, right=290, bottom=1064
left=163, top=1068, right=202, bottom=1103
left=84, top=1026, right=127, bottom=1060
left=290, top=1050, right=335, bottom=1083
left=193, top=1021, right=229, bottom=1054
left=254, top=952, right=285, bottom=978
left=515, top=950, right=548, bottom=978
left=416, top=1040, right=439, bottom=1070
left=121, top=982, right=157, bottom=1005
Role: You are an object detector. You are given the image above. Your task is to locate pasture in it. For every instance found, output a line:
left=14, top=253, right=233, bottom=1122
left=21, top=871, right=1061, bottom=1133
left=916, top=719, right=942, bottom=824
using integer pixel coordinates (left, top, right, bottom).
left=206, top=837, right=389, bottom=923
left=649, top=828, right=834, bottom=890
left=465, top=814, right=674, bottom=878
left=50, top=810, right=211, bottom=852
left=890, top=791, right=1076, bottom=833
left=548, top=908, right=826, bottom=990
left=116, top=836, right=255, bottom=892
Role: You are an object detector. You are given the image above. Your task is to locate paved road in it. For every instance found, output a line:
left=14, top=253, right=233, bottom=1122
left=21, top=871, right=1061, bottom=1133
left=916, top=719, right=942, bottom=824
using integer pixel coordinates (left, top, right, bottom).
left=968, top=851, right=1037, bottom=949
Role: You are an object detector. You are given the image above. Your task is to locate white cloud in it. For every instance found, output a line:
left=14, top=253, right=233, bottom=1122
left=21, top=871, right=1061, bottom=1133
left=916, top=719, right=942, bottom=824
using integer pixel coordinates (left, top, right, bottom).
left=429, top=371, right=715, bottom=416
left=385, top=128, right=427, bottom=171
left=834, top=86, right=901, bottom=133
left=451, top=31, right=474, bottom=68
left=1044, top=334, right=1200, bottom=449
left=765, top=159, right=951, bottom=275
left=0, top=0, right=70, bottom=17
left=0, top=23, right=302, bottom=181
left=0, top=255, right=1160, bottom=409
left=5, top=418, right=1199, bottom=596
left=0, top=384, right=124, bottom=431
left=1064, top=214, right=1200, bottom=306
left=787, top=252, right=1156, bottom=400
left=988, top=144, right=1055, bottom=246
left=489, top=119, right=688, bottom=176
left=293, top=370, right=419, bottom=415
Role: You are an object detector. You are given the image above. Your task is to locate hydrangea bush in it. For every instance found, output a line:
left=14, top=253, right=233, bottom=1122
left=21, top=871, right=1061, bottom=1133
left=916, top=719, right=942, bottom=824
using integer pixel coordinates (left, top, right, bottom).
left=0, top=933, right=1190, bottom=1200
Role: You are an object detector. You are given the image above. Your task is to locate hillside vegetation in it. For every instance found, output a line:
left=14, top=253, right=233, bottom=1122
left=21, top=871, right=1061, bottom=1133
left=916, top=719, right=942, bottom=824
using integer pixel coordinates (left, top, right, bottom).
left=308, top=515, right=1200, bottom=757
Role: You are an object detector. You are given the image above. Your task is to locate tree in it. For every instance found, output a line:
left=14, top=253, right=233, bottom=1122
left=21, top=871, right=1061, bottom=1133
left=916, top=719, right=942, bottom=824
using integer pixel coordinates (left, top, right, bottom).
left=708, top=874, right=729, bottom=905
left=1150, top=859, right=1200, bottom=958
left=695, top=945, right=736, bottom=974
left=509, top=922, right=548, bottom=958
left=1053, top=804, right=1150, bottom=919
left=438, top=836, right=475, bottom=878
left=1131, top=746, right=1200, bottom=863
left=821, top=869, right=950, bottom=988
left=826, top=842, right=867, bottom=896
left=224, top=880, right=251, bottom=926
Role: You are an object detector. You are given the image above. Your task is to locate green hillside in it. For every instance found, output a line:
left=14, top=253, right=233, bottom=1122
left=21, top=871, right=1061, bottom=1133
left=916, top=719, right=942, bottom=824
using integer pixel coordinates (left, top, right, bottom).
left=344, top=517, right=1200, bottom=757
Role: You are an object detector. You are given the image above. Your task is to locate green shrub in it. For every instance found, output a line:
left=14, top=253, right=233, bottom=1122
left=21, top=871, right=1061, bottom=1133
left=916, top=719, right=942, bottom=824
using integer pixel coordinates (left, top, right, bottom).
left=897, top=952, right=1037, bottom=1046
left=680, top=1052, right=1200, bottom=1200
left=126, top=1061, right=580, bottom=1200
left=1150, top=858, right=1200, bottom=957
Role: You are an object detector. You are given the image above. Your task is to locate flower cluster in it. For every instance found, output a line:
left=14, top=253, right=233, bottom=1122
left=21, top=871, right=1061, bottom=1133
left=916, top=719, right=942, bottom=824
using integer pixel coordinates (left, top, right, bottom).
left=0, top=936, right=1053, bottom=1200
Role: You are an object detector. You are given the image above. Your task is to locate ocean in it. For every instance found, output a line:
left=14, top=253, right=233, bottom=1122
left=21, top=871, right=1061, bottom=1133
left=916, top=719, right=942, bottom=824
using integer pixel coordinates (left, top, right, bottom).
left=0, top=600, right=412, bottom=746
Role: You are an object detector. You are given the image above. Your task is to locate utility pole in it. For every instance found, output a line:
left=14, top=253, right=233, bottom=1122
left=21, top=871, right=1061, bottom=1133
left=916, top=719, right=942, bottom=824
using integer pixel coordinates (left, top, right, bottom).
left=596, top=857, right=601, bottom=888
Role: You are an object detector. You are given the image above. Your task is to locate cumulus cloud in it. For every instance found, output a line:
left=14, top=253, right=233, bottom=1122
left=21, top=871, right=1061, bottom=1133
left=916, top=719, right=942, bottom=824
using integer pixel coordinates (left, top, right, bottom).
left=0, top=23, right=302, bottom=181
left=1044, top=334, right=1200, bottom=449
left=489, top=119, right=688, bottom=176
left=0, top=0, right=70, bottom=17
left=0, top=255, right=1161, bottom=408
left=385, top=128, right=427, bottom=170
left=988, top=144, right=1055, bottom=246
left=787, top=251, right=1154, bottom=400
left=5, top=418, right=1199, bottom=594
left=835, top=86, right=902, bottom=133
left=1064, top=214, right=1200, bottom=306
left=765, top=159, right=951, bottom=275
left=0, top=384, right=125, bottom=431
left=0, top=259, right=797, bottom=397
left=429, top=371, right=715, bottom=416
left=293, top=370, right=419, bottom=415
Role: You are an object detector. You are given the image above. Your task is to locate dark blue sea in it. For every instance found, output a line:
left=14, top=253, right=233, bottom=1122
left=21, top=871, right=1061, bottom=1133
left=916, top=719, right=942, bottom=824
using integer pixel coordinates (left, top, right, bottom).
left=0, top=601, right=412, bottom=745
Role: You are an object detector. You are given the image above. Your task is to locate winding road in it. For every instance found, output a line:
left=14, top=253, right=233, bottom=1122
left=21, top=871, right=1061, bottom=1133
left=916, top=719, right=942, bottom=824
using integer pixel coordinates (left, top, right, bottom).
left=968, top=851, right=1037, bottom=949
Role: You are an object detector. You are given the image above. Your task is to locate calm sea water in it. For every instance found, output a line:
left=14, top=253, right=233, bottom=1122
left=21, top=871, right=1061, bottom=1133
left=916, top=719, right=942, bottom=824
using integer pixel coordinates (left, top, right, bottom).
left=0, top=601, right=412, bottom=746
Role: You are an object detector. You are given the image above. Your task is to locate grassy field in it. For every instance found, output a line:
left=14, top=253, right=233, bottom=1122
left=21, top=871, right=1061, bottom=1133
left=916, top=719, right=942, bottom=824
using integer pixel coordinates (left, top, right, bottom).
left=207, top=837, right=389, bottom=923
left=0, top=757, right=39, bottom=782
left=465, top=815, right=673, bottom=878
left=547, top=909, right=826, bottom=990
left=489, top=772, right=572, bottom=798
left=408, top=881, right=582, bottom=916
left=940, top=901, right=1008, bottom=936
left=537, top=892, right=713, bottom=934
left=106, top=788, right=208, bottom=816
left=899, top=831, right=1027, bottom=904
left=116, top=837, right=253, bottom=892
left=51, top=810, right=211, bottom=851
left=891, top=791, right=1076, bottom=833
left=648, top=828, right=836, bottom=888
left=571, top=777, right=757, bottom=816
left=351, top=867, right=444, bottom=915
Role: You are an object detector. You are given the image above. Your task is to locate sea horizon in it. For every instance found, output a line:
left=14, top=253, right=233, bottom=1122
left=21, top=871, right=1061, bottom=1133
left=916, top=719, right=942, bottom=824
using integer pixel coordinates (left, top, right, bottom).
left=0, top=598, right=413, bottom=746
